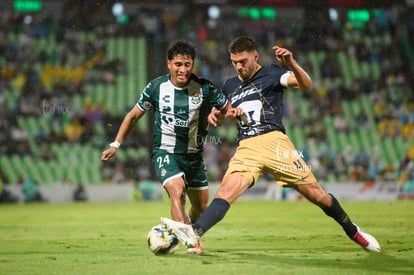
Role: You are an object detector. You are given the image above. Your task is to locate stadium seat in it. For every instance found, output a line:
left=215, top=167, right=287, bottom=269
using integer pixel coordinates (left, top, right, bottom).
left=307, top=51, right=321, bottom=80
left=357, top=128, right=372, bottom=155
left=0, top=156, right=19, bottom=183
left=336, top=132, right=348, bottom=152
left=363, top=36, right=372, bottom=49
left=292, top=127, right=306, bottom=148
left=336, top=51, right=352, bottom=87
left=71, top=94, right=84, bottom=113
left=359, top=61, right=370, bottom=79
left=325, top=124, right=338, bottom=150
left=349, top=58, right=360, bottom=79
left=383, top=139, right=400, bottom=168
left=20, top=156, right=42, bottom=183
left=358, top=95, right=375, bottom=123
left=37, top=162, right=54, bottom=185
left=350, top=99, right=361, bottom=115
left=340, top=101, right=353, bottom=122
left=9, top=155, right=25, bottom=180
left=349, top=132, right=362, bottom=153
left=49, top=161, right=64, bottom=183
left=371, top=62, right=381, bottom=80
left=89, top=166, right=103, bottom=184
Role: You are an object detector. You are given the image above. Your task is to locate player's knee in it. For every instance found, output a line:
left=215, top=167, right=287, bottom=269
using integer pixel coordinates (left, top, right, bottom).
left=165, top=186, right=186, bottom=202
left=215, top=173, right=250, bottom=203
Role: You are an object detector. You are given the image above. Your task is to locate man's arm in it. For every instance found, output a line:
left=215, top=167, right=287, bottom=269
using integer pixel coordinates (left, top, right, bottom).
left=101, top=105, right=145, bottom=161
left=208, top=102, right=244, bottom=127
left=273, top=45, right=312, bottom=90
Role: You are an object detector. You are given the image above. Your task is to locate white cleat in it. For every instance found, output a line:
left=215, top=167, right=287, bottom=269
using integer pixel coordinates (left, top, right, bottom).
left=160, top=217, right=199, bottom=248
left=352, top=224, right=381, bottom=252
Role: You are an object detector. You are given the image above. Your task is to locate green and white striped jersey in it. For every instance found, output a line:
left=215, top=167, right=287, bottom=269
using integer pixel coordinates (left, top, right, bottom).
left=137, top=74, right=228, bottom=154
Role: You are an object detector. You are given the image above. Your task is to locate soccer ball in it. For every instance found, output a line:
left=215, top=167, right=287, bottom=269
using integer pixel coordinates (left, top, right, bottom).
left=147, top=224, right=179, bottom=255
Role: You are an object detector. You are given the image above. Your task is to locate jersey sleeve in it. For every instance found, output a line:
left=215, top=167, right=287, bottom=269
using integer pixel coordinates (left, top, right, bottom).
left=280, top=71, right=294, bottom=87
left=267, top=64, right=293, bottom=88
left=136, top=82, right=153, bottom=111
left=207, top=81, right=228, bottom=110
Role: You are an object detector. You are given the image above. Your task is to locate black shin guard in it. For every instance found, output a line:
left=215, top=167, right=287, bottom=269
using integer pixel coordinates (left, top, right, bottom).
left=322, top=194, right=357, bottom=238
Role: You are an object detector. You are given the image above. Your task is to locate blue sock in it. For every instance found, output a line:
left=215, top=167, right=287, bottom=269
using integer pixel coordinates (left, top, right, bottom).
left=193, top=198, right=230, bottom=237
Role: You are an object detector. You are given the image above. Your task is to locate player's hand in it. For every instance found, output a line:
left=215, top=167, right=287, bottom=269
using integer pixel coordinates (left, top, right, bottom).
left=225, top=107, right=244, bottom=119
left=208, top=109, right=223, bottom=127
left=273, top=45, right=293, bottom=66
left=101, top=147, right=117, bottom=161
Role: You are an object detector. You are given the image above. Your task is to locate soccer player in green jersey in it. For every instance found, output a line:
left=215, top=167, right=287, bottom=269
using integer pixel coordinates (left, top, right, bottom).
left=101, top=40, right=233, bottom=254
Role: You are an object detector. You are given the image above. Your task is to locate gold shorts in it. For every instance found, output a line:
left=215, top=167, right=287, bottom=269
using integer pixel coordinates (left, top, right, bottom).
left=224, top=130, right=317, bottom=187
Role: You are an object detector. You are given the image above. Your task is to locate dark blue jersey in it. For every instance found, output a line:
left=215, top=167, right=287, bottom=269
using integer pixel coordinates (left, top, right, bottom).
left=222, top=64, right=292, bottom=141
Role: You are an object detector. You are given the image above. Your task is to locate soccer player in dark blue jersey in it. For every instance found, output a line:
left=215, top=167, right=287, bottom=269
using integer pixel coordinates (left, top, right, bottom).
left=162, top=36, right=380, bottom=253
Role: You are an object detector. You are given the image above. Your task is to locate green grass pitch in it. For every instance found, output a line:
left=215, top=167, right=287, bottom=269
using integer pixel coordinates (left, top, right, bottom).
left=0, top=199, right=413, bottom=275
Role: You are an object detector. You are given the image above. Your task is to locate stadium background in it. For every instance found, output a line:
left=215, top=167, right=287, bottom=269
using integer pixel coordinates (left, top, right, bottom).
left=0, top=0, right=413, bottom=202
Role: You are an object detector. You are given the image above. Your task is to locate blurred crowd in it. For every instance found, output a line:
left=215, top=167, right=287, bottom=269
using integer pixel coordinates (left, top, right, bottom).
left=0, top=2, right=413, bottom=194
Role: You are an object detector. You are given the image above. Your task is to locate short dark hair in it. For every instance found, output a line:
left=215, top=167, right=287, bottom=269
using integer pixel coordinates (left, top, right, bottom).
left=228, top=36, right=257, bottom=54
left=167, top=40, right=196, bottom=60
